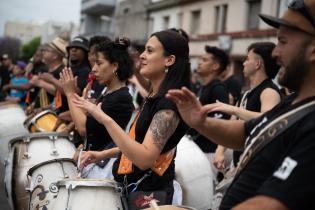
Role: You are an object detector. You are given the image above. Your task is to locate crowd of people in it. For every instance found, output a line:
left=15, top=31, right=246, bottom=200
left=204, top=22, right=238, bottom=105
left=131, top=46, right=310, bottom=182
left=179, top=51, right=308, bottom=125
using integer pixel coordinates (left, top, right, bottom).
left=1, top=0, right=315, bottom=209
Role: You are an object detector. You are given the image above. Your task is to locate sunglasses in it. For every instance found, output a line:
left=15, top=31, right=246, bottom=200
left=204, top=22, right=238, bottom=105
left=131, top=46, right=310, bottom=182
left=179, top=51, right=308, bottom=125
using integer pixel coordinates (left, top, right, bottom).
left=288, top=0, right=315, bottom=27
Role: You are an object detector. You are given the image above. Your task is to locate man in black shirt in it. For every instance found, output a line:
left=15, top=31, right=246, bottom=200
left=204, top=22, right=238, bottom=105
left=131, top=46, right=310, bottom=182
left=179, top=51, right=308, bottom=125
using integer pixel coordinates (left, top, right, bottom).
left=188, top=45, right=230, bottom=185
left=167, top=0, right=315, bottom=209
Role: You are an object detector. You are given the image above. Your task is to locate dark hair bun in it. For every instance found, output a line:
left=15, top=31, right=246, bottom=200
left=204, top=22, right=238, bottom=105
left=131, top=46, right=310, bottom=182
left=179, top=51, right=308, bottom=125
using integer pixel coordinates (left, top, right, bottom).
left=114, top=37, right=130, bottom=50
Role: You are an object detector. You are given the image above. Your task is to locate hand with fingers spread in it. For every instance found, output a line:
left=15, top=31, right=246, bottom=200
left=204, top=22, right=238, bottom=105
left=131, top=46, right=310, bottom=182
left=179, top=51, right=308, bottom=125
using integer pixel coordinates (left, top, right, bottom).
left=60, top=67, right=77, bottom=97
left=209, top=100, right=238, bottom=116
left=40, top=72, right=54, bottom=83
left=72, top=93, right=108, bottom=123
left=29, top=75, right=40, bottom=86
left=166, top=87, right=208, bottom=129
left=79, top=150, right=103, bottom=169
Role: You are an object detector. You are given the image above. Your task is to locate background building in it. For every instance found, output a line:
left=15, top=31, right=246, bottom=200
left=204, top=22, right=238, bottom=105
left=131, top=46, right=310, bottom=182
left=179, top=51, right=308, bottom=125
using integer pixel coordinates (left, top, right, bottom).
left=114, top=0, right=149, bottom=44
left=80, top=0, right=117, bottom=37
left=41, top=21, right=79, bottom=44
left=4, top=21, right=41, bottom=44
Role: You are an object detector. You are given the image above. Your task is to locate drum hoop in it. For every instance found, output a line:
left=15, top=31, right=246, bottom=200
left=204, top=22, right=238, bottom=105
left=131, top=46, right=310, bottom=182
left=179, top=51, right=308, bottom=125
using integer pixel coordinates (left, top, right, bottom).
left=57, top=179, right=121, bottom=190
left=27, top=110, right=57, bottom=131
left=8, top=132, right=71, bottom=150
left=31, top=110, right=57, bottom=123
left=27, top=158, right=77, bottom=176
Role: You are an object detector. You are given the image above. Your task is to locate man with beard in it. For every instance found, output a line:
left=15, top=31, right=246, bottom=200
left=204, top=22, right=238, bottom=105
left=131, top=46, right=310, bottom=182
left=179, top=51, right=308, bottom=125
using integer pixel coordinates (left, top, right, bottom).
left=29, top=37, right=67, bottom=112
left=166, top=0, right=315, bottom=209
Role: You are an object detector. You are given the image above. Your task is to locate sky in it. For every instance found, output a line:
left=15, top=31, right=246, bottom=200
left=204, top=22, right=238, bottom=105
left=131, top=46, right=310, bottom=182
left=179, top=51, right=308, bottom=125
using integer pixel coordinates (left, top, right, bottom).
left=0, top=0, right=81, bottom=36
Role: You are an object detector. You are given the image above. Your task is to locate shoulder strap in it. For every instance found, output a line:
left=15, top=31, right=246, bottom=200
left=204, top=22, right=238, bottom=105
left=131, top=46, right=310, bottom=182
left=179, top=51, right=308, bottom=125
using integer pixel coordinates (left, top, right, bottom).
left=236, top=99, right=315, bottom=175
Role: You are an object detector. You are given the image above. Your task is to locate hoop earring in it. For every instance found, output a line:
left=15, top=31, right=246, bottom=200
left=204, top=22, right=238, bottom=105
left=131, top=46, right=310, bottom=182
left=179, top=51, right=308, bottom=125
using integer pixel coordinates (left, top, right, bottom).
left=113, top=70, right=118, bottom=77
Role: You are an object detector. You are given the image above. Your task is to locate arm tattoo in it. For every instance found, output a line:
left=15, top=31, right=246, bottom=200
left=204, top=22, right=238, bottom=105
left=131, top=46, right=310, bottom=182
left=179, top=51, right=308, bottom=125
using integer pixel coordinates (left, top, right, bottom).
left=149, top=109, right=180, bottom=151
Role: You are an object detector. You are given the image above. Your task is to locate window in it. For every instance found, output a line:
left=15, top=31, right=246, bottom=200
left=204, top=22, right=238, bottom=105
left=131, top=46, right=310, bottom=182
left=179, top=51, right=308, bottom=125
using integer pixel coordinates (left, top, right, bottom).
left=214, top=4, right=228, bottom=33
left=247, top=0, right=262, bottom=29
left=163, top=16, right=170, bottom=30
left=190, top=10, right=201, bottom=35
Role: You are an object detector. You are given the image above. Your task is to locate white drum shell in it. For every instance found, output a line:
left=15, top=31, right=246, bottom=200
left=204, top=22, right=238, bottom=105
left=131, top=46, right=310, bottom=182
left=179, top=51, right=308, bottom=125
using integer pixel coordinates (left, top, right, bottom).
left=0, top=104, right=28, bottom=162
left=51, top=179, right=123, bottom=210
left=28, top=159, right=78, bottom=210
left=5, top=133, right=75, bottom=210
left=175, top=135, right=214, bottom=210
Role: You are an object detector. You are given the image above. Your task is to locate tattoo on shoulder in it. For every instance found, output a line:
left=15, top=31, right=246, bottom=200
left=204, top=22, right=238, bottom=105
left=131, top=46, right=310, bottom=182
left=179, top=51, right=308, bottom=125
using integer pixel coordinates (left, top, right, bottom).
left=149, top=110, right=180, bottom=151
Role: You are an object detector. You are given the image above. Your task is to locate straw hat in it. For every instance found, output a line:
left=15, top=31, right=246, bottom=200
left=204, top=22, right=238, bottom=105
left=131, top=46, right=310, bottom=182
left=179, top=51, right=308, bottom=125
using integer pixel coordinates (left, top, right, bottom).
left=47, top=37, right=67, bottom=58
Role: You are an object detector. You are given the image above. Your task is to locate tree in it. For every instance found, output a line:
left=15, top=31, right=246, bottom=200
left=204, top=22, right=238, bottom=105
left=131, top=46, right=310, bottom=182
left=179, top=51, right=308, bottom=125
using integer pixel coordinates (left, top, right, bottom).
left=21, top=37, right=41, bottom=61
left=0, top=37, right=21, bottom=61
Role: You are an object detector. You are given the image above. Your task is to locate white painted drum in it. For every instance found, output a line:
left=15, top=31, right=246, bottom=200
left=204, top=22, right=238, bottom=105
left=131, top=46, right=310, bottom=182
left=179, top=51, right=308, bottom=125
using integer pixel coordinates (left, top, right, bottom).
left=144, top=205, right=197, bottom=210
left=51, top=179, right=123, bottom=210
left=175, top=135, right=214, bottom=210
left=0, top=103, right=28, bottom=162
left=27, top=158, right=78, bottom=210
left=4, top=133, right=76, bottom=210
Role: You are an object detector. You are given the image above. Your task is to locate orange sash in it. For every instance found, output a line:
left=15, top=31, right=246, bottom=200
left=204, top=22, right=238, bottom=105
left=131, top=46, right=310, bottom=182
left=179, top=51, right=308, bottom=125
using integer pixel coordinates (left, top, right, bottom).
left=117, top=112, right=175, bottom=176
left=55, top=90, right=62, bottom=109
left=25, top=91, right=30, bottom=104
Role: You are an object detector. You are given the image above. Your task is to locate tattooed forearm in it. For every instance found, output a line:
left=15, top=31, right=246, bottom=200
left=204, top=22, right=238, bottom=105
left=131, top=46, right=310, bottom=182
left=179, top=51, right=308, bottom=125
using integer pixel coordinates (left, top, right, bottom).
left=149, top=110, right=180, bottom=151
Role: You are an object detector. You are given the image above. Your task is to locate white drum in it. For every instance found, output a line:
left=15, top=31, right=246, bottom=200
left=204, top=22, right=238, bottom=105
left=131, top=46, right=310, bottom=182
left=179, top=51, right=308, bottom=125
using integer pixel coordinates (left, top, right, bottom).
left=28, top=158, right=78, bottom=210
left=51, top=179, right=123, bottom=210
left=144, top=205, right=197, bottom=210
left=4, top=133, right=76, bottom=210
left=175, top=135, right=214, bottom=210
left=0, top=103, right=28, bottom=162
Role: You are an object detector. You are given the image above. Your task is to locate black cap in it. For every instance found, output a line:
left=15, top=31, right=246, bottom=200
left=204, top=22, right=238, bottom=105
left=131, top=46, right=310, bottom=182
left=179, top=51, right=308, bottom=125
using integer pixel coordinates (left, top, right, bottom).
left=66, top=36, right=89, bottom=52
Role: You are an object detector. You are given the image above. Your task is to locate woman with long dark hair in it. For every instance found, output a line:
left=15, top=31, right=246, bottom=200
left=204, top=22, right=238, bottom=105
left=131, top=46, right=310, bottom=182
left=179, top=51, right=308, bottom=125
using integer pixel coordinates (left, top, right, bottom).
left=74, top=30, right=191, bottom=205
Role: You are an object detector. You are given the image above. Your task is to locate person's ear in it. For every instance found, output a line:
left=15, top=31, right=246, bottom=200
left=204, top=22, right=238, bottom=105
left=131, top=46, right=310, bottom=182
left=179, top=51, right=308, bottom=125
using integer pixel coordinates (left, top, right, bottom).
left=165, top=55, right=176, bottom=68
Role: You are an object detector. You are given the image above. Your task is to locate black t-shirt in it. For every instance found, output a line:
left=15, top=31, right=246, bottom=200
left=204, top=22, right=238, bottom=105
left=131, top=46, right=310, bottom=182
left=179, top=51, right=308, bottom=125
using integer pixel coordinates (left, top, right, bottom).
left=112, top=96, right=188, bottom=192
left=72, top=63, right=90, bottom=93
left=33, top=64, right=64, bottom=109
left=242, top=79, right=280, bottom=112
left=90, top=80, right=105, bottom=99
left=220, top=94, right=315, bottom=210
left=0, top=66, right=11, bottom=89
left=191, top=79, right=230, bottom=153
left=85, top=87, right=134, bottom=151
left=233, top=79, right=281, bottom=164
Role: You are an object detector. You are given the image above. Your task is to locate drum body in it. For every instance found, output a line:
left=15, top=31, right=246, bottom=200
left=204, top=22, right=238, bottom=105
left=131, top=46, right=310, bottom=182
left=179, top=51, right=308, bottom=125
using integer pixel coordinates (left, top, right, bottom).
left=24, top=110, right=64, bottom=133
left=4, top=133, right=75, bottom=210
left=0, top=104, right=28, bottom=162
left=175, top=135, right=214, bottom=210
left=51, top=179, right=123, bottom=210
left=28, top=158, right=78, bottom=210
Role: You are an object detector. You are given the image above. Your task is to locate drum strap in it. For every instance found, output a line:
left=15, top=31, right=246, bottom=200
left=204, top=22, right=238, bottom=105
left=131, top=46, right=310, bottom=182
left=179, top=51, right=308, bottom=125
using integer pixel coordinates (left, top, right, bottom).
left=39, top=88, right=49, bottom=108
left=117, top=111, right=175, bottom=176
left=236, top=99, right=315, bottom=176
